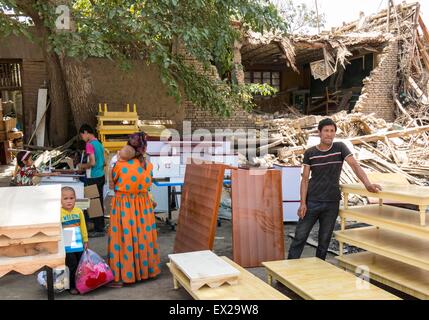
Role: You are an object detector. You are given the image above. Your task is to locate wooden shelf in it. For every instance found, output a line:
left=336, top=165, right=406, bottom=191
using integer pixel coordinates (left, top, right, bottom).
left=340, top=205, right=429, bottom=240
left=263, top=258, right=399, bottom=300
left=337, top=252, right=429, bottom=300
left=341, top=184, right=429, bottom=206
left=335, top=226, right=429, bottom=271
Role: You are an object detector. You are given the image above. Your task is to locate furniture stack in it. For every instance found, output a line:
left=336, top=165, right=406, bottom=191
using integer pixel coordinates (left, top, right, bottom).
left=0, top=99, right=23, bottom=164
left=96, top=103, right=140, bottom=152
left=0, top=184, right=65, bottom=277
left=335, top=183, right=429, bottom=300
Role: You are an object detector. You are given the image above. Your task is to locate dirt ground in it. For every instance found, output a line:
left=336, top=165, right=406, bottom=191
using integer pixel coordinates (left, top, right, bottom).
left=0, top=164, right=411, bottom=300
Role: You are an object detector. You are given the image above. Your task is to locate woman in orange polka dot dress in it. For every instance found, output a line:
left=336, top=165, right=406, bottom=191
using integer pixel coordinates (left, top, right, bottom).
left=108, top=133, right=160, bottom=286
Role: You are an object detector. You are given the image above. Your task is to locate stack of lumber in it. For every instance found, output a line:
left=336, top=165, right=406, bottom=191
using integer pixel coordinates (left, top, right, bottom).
left=249, top=110, right=429, bottom=199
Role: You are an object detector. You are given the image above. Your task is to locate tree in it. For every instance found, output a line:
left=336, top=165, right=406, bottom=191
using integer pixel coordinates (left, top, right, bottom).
left=0, top=0, right=288, bottom=144
left=271, top=0, right=325, bottom=34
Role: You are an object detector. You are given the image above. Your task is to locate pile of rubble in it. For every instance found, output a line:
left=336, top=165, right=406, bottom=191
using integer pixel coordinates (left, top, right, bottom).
left=249, top=109, right=429, bottom=190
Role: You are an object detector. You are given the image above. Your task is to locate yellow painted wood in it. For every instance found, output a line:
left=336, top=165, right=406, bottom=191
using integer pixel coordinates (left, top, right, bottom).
left=262, top=258, right=400, bottom=300
left=167, top=256, right=289, bottom=300
left=97, top=124, right=139, bottom=132
left=340, top=205, right=429, bottom=240
left=337, top=252, right=429, bottom=300
left=335, top=226, right=429, bottom=271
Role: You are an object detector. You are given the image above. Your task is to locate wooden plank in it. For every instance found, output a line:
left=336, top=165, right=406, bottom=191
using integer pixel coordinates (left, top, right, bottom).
left=167, top=256, right=289, bottom=300
left=35, top=88, right=48, bottom=147
left=168, top=250, right=240, bottom=291
left=337, top=252, right=429, bottom=300
left=0, top=233, right=60, bottom=247
left=0, top=185, right=62, bottom=238
left=231, top=169, right=284, bottom=267
left=340, top=205, right=429, bottom=240
left=0, top=241, right=58, bottom=257
left=262, top=258, right=399, bottom=300
left=419, top=15, right=429, bottom=44
left=347, top=125, right=429, bottom=145
left=174, top=163, right=225, bottom=253
left=335, top=226, right=429, bottom=272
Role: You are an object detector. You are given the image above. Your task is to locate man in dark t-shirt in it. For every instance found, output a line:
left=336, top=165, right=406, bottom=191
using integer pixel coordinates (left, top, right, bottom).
left=288, top=118, right=381, bottom=260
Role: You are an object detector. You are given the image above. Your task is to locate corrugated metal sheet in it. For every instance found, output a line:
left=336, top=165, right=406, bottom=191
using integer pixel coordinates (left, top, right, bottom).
left=231, top=168, right=285, bottom=267
left=173, top=163, right=225, bottom=253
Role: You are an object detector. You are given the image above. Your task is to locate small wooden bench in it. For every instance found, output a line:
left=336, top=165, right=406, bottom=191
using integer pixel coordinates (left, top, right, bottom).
left=263, top=258, right=400, bottom=300
left=167, top=256, right=289, bottom=300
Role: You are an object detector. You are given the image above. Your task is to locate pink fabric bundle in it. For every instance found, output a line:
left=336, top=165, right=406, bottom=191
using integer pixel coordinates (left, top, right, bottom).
left=75, top=249, right=114, bottom=294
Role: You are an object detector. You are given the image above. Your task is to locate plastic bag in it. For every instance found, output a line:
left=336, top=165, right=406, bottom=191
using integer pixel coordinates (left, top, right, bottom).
left=37, top=267, right=70, bottom=292
left=75, top=249, right=114, bottom=294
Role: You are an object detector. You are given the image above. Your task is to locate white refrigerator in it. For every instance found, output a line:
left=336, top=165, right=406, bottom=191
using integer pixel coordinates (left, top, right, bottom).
left=274, top=165, right=302, bottom=222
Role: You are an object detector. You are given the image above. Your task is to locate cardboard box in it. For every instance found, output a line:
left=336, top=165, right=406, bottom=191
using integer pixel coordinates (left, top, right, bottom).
left=88, top=198, right=103, bottom=218
left=84, top=184, right=99, bottom=199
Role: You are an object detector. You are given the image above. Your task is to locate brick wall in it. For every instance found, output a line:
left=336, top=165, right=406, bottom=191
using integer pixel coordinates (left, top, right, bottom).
left=179, top=42, right=255, bottom=132
left=353, top=40, right=398, bottom=121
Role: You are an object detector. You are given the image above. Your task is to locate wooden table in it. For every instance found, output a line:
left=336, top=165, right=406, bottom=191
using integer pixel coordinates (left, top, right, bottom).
left=337, top=252, right=429, bottom=300
left=262, top=258, right=400, bottom=300
left=0, top=185, right=64, bottom=299
left=167, top=256, right=289, bottom=300
left=0, top=239, right=66, bottom=300
left=341, top=183, right=429, bottom=226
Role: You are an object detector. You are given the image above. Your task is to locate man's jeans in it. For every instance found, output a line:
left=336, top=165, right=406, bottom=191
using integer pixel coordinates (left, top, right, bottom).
left=85, top=175, right=105, bottom=232
left=288, top=200, right=340, bottom=260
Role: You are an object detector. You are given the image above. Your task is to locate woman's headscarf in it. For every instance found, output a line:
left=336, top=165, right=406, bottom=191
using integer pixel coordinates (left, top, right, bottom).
left=127, top=132, right=148, bottom=168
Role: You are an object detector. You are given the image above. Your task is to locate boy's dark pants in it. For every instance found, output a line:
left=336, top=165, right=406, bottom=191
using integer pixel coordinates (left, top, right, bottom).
left=66, top=251, right=83, bottom=290
left=288, top=200, right=340, bottom=260
left=85, top=176, right=105, bottom=232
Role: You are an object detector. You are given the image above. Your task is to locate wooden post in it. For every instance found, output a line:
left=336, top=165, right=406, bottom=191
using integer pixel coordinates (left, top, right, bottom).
left=387, top=1, right=391, bottom=32
left=173, top=276, right=179, bottom=289
left=344, top=193, right=349, bottom=209
left=267, top=274, right=273, bottom=286
left=419, top=205, right=426, bottom=226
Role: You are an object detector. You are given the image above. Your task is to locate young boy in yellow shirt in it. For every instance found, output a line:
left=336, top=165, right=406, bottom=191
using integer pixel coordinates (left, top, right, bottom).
left=61, top=186, right=89, bottom=294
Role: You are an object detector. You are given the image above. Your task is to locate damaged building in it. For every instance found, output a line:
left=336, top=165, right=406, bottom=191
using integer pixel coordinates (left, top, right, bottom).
left=241, top=1, right=423, bottom=122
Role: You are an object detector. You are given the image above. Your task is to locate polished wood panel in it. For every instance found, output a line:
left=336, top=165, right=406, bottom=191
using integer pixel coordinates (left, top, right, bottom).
left=174, top=163, right=225, bottom=253
left=231, top=169, right=284, bottom=267
left=167, top=256, right=289, bottom=300
left=335, top=226, right=429, bottom=271
left=337, top=252, right=429, bottom=300
left=263, top=258, right=400, bottom=300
